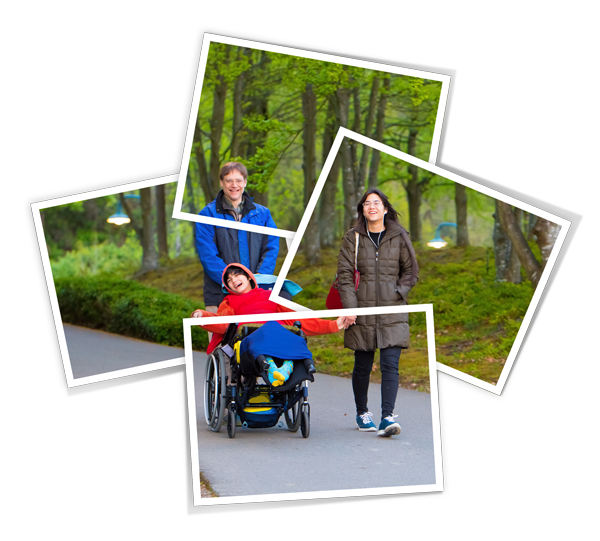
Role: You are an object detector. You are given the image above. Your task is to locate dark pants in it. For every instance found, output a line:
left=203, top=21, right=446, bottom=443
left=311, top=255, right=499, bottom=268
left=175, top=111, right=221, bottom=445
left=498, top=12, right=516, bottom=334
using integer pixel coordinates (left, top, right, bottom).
left=352, top=347, right=402, bottom=419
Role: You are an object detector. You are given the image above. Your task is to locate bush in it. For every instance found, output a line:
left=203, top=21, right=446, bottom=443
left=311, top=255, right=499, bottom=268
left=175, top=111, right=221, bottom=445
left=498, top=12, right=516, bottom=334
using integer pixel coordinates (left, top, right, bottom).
left=54, top=276, right=208, bottom=350
left=50, top=233, right=143, bottom=279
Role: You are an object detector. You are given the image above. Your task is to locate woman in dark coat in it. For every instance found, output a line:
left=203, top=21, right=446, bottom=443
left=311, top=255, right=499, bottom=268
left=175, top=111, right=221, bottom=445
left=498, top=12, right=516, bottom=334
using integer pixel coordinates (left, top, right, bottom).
left=337, top=188, right=419, bottom=437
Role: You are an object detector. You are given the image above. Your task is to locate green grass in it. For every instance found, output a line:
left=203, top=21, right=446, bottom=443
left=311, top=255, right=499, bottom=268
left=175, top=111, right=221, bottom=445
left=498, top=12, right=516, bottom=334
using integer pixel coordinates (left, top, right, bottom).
left=286, top=245, right=535, bottom=386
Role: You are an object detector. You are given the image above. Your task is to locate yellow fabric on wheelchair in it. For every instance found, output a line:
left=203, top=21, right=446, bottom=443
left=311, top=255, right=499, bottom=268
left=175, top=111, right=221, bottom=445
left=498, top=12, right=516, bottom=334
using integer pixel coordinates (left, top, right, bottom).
left=243, top=393, right=274, bottom=413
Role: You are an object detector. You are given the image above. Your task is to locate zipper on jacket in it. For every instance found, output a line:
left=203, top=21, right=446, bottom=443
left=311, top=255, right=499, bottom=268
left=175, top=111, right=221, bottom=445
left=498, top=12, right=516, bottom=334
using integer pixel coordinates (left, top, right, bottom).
left=366, top=233, right=382, bottom=347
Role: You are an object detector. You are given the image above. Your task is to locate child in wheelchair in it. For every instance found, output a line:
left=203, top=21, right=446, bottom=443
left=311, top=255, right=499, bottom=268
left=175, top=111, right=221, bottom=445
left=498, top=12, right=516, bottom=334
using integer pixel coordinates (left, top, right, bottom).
left=192, top=263, right=354, bottom=386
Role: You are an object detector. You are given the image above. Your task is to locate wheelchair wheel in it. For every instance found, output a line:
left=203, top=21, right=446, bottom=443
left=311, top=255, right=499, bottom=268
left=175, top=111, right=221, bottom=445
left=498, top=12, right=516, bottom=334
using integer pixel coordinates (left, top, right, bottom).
left=204, top=349, right=227, bottom=432
left=301, top=409, right=310, bottom=438
left=227, top=408, right=236, bottom=438
left=284, top=387, right=301, bottom=432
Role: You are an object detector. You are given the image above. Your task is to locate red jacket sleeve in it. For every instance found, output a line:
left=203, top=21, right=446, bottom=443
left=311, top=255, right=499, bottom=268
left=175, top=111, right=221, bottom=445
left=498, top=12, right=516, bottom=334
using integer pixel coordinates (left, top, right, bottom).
left=274, top=305, right=339, bottom=335
left=190, top=300, right=235, bottom=335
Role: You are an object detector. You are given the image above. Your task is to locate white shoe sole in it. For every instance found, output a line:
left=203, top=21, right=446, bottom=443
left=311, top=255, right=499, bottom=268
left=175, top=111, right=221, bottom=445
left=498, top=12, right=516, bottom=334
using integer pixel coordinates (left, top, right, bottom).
left=358, top=426, right=378, bottom=432
left=377, top=423, right=401, bottom=437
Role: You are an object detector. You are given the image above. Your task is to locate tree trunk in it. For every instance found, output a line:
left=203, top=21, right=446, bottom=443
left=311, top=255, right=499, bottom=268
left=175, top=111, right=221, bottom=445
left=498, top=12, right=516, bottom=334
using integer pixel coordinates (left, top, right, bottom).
left=497, top=201, right=542, bottom=288
left=155, top=184, right=169, bottom=261
left=533, top=217, right=561, bottom=268
left=230, top=64, right=245, bottom=159
left=358, top=76, right=379, bottom=192
left=336, top=87, right=357, bottom=231
left=139, top=187, right=159, bottom=273
left=302, top=84, right=320, bottom=264
left=368, top=77, right=390, bottom=188
left=493, top=201, right=521, bottom=282
left=319, top=99, right=340, bottom=247
left=209, top=74, right=228, bottom=196
left=119, top=194, right=142, bottom=243
left=194, top=126, right=213, bottom=203
left=526, top=212, right=538, bottom=241
left=242, top=51, right=271, bottom=205
left=455, top=183, right=470, bottom=248
left=405, top=129, right=421, bottom=242
left=185, top=168, right=197, bottom=214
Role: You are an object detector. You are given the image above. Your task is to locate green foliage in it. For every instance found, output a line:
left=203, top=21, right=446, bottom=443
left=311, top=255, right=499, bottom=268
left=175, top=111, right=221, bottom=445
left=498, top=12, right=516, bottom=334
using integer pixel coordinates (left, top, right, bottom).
left=55, top=276, right=208, bottom=350
left=50, top=231, right=143, bottom=279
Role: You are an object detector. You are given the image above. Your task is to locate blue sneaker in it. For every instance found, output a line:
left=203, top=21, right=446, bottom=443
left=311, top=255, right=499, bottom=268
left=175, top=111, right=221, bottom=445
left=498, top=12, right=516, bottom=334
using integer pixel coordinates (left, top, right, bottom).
left=356, top=411, right=377, bottom=432
left=377, top=415, right=401, bottom=437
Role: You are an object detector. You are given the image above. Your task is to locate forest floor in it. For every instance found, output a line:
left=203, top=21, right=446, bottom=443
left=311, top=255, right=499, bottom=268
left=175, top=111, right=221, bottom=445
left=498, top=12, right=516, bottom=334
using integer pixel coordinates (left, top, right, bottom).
left=134, top=244, right=534, bottom=388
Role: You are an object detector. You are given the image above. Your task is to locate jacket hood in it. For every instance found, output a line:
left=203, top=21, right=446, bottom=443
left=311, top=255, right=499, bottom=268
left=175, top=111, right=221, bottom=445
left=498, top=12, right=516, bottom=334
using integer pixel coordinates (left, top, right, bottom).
left=221, top=263, right=257, bottom=295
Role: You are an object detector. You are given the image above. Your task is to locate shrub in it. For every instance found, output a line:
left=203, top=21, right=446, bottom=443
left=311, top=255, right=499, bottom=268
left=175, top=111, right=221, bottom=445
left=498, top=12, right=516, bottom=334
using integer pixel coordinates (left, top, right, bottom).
left=54, top=276, right=208, bottom=350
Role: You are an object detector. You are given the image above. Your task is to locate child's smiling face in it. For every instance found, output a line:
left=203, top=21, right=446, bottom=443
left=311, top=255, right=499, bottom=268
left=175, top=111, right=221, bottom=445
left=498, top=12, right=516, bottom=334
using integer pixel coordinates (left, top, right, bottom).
left=226, top=272, right=252, bottom=294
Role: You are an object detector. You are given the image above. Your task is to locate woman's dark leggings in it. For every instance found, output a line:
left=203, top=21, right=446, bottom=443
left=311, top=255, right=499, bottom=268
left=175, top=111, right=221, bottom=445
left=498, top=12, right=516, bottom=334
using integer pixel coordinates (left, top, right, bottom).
left=352, top=347, right=402, bottom=419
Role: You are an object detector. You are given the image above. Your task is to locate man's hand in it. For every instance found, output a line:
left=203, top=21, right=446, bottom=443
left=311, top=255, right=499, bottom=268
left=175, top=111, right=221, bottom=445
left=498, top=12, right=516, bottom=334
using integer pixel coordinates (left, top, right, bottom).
left=192, top=310, right=203, bottom=319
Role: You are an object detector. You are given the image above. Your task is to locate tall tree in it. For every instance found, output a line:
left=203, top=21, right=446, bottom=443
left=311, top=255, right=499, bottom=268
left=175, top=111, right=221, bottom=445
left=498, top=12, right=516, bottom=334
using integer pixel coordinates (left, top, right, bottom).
left=335, top=86, right=357, bottom=231
left=155, top=184, right=169, bottom=262
left=319, top=98, right=340, bottom=247
left=455, top=183, right=470, bottom=247
left=532, top=217, right=561, bottom=267
left=496, top=201, right=542, bottom=288
left=368, top=76, right=390, bottom=188
left=493, top=201, right=521, bottom=283
left=301, top=83, right=321, bottom=264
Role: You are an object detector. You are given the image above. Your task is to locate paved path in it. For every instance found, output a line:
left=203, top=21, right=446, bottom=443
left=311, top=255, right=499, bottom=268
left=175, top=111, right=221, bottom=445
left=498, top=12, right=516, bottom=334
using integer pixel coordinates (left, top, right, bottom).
left=64, top=324, right=186, bottom=379
left=193, top=355, right=438, bottom=498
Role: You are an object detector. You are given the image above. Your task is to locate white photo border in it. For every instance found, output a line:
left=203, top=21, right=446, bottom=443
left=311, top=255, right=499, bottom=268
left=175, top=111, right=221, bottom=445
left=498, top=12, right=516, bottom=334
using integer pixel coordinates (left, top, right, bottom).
left=269, top=128, right=572, bottom=395
left=184, top=304, right=443, bottom=506
left=31, top=174, right=186, bottom=387
left=172, top=33, right=451, bottom=238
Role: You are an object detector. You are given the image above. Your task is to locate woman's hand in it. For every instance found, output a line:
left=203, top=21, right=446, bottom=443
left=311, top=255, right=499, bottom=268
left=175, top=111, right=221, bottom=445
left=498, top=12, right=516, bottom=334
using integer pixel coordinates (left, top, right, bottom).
left=336, top=316, right=357, bottom=330
left=345, top=315, right=357, bottom=327
left=191, top=310, right=203, bottom=319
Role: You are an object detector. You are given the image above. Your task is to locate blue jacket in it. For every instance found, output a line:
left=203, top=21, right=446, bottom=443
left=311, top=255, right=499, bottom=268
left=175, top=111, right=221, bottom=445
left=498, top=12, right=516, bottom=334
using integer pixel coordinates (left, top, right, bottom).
left=195, top=191, right=279, bottom=305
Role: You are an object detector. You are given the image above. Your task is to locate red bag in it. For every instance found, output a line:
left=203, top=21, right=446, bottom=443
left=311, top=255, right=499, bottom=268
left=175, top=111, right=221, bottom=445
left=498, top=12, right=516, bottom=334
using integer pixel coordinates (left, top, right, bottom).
left=326, top=232, right=360, bottom=310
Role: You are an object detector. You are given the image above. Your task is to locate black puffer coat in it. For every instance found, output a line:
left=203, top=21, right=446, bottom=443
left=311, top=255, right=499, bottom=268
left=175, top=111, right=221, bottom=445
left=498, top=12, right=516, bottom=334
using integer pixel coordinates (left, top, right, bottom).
left=336, top=220, right=419, bottom=351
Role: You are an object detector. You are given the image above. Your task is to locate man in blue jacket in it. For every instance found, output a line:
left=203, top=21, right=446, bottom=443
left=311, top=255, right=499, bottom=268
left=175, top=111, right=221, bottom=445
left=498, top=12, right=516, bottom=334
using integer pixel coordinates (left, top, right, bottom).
left=195, top=162, right=280, bottom=314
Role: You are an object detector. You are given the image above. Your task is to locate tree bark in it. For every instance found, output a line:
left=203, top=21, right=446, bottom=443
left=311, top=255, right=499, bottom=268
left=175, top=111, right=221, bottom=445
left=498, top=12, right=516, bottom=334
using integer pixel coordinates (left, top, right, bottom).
left=319, top=99, right=340, bottom=248
left=301, top=84, right=320, bottom=264
left=139, top=187, right=159, bottom=273
left=194, top=126, right=213, bottom=203
left=493, top=201, right=521, bottom=283
left=405, top=129, right=421, bottom=242
left=155, top=184, right=169, bottom=261
left=230, top=62, right=245, bottom=159
left=368, top=77, right=390, bottom=188
left=533, top=217, right=561, bottom=268
left=119, top=194, right=142, bottom=243
left=497, top=201, right=542, bottom=288
left=357, top=76, right=379, bottom=192
left=243, top=51, right=271, bottom=207
left=209, top=74, right=228, bottom=196
left=455, top=183, right=470, bottom=248
left=185, top=168, right=197, bottom=214
left=336, top=87, right=357, bottom=231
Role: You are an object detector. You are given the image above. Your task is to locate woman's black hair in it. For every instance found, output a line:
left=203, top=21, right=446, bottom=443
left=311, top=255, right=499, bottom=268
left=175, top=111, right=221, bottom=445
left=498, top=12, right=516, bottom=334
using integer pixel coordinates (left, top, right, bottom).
left=353, top=188, right=400, bottom=230
left=223, top=265, right=255, bottom=288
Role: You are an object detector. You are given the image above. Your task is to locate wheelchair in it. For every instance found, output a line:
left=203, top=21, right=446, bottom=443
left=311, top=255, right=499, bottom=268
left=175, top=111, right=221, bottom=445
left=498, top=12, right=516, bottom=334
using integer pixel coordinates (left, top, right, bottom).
left=203, top=321, right=313, bottom=438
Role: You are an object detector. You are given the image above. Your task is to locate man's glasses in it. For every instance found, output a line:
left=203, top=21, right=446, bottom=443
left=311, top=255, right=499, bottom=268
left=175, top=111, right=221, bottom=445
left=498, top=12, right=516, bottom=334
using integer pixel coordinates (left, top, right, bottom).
left=363, top=201, right=383, bottom=208
left=223, top=178, right=245, bottom=186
